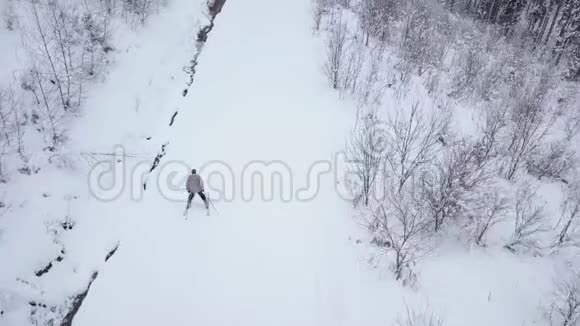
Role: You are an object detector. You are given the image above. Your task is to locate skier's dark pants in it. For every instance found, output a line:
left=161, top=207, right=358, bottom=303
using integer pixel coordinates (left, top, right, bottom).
left=187, top=191, right=207, bottom=209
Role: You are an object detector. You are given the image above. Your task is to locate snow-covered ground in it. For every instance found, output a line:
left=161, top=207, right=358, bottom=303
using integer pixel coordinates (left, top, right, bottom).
left=1, top=0, right=209, bottom=324
left=0, top=0, right=23, bottom=89
left=0, top=0, right=570, bottom=325
left=73, top=0, right=557, bottom=325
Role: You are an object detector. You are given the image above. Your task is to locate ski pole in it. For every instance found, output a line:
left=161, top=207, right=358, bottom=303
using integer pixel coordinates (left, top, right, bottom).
left=208, top=197, right=219, bottom=215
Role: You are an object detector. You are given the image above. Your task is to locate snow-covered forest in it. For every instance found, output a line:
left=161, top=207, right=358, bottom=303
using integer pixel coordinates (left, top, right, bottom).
left=1, top=0, right=580, bottom=325
left=0, top=0, right=168, bottom=176
left=320, top=0, right=580, bottom=323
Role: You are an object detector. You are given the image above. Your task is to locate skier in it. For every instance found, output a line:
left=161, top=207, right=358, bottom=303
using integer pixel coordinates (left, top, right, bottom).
left=186, top=169, right=209, bottom=211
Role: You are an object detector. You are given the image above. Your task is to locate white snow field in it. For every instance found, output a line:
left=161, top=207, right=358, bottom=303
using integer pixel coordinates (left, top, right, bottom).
left=0, top=0, right=562, bottom=325
left=74, top=0, right=372, bottom=323
left=71, top=0, right=555, bottom=326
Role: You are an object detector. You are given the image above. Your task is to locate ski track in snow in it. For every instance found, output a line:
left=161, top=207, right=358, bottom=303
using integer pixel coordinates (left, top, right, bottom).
left=74, top=0, right=372, bottom=324
left=63, top=0, right=556, bottom=325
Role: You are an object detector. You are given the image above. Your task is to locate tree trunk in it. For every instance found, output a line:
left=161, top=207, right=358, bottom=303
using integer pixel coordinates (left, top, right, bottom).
left=544, top=0, right=564, bottom=45
left=31, top=3, right=68, bottom=112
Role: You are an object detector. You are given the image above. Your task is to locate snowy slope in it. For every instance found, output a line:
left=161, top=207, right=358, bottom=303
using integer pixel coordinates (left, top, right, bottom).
left=0, top=0, right=23, bottom=89
left=72, top=0, right=555, bottom=326
left=73, top=0, right=368, bottom=323
left=0, top=1, right=208, bottom=324
left=0, top=0, right=565, bottom=325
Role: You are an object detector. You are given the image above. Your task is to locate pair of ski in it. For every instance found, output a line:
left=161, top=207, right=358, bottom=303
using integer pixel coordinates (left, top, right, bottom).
left=183, top=203, right=210, bottom=218
left=183, top=195, right=216, bottom=218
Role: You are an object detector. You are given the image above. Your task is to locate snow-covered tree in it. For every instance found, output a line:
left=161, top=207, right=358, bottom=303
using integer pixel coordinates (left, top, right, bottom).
left=505, top=183, right=548, bottom=252
left=323, top=14, right=348, bottom=89
left=347, top=113, right=385, bottom=206
left=367, top=183, right=432, bottom=283
left=501, top=72, right=557, bottom=180
left=421, top=141, right=493, bottom=232
left=385, top=102, right=450, bottom=192
left=546, top=271, right=580, bottom=326
left=555, top=180, right=580, bottom=247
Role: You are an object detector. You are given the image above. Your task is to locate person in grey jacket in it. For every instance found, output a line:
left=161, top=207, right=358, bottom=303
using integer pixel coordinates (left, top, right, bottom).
left=186, top=169, right=208, bottom=210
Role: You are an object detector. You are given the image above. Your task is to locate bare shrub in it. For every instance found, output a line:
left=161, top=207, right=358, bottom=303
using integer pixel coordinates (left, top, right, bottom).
left=0, top=87, right=25, bottom=180
left=0, top=142, right=7, bottom=181
left=473, top=105, right=508, bottom=165
left=423, top=69, right=441, bottom=96
left=336, top=0, right=351, bottom=9
left=546, top=272, right=580, bottom=326
left=95, top=0, right=164, bottom=24
left=477, top=61, right=504, bottom=101
left=340, top=39, right=364, bottom=96
left=359, top=102, right=449, bottom=282
left=312, top=0, right=328, bottom=31
left=400, top=1, right=432, bottom=75
left=0, top=88, right=25, bottom=160
left=397, top=304, right=443, bottom=326
left=79, top=9, right=112, bottom=78
left=565, top=112, right=580, bottom=142
left=368, top=186, right=431, bottom=283
left=554, top=181, right=580, bottom=247
left=0, top=0, right=168, bottom=178
left=0, top=91, right=12, bottom=149
left=385, top=102, right=450, bottom=192
left=399, top=0, right=442, bottom=75
left=21, top=0, right=116, bottom=115
left=527, top=141, right=576, bottom=182
left=120, top=0, right=162, bottom=24
left=354, top=45, right=386, bottom=107
left=347, top=113, right=385, bottom=206
left=449, top=48, right=484, bottom=98
left=421, top=141, right=492, bottom=232
left=323, top=15, right=348, bottom=90
left=505, top=184, right=548, bottom=253
left=563, top=90, right=580, bottom=141
left=358, top=0, right=377, bottom=46
left=358, top=0, right=401, bottom=45
left=3, top=0, right=17, bottom=30
left=21, top=66, right=64, bottom=150
left=23, top=0, right=71, bottom=112
left=501, top=72, right=557, bottom=180
left=393, top=59, right=413, bottom=100
left=469, top=190, right=510, bottom=246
